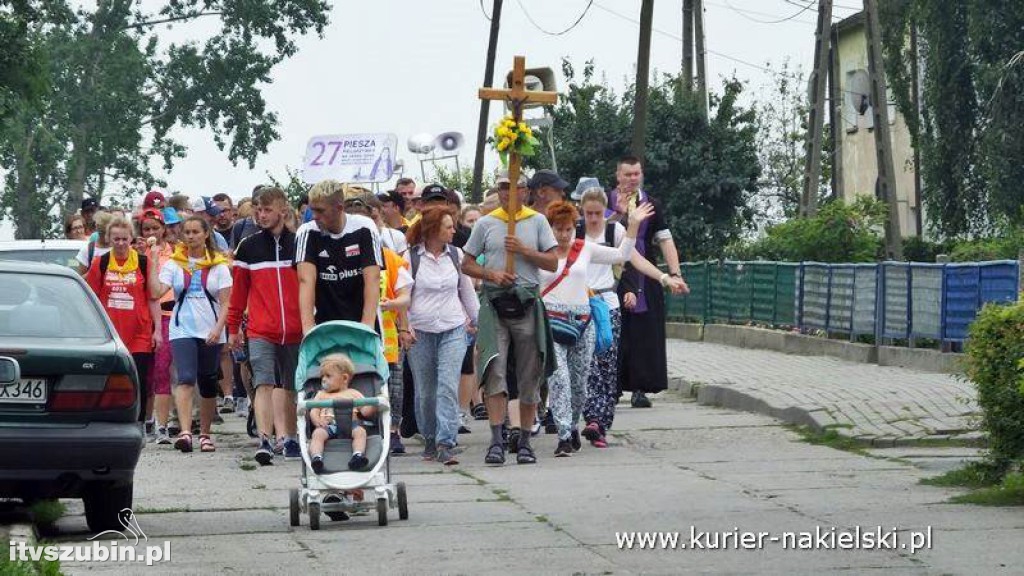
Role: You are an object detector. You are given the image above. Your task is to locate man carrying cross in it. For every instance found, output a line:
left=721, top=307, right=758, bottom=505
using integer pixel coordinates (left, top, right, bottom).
left=461, top=170, right=558, bottom=465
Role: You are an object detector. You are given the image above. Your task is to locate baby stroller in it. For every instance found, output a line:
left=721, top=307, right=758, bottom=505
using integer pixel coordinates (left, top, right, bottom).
left=288, top=320, right=409, bottom=530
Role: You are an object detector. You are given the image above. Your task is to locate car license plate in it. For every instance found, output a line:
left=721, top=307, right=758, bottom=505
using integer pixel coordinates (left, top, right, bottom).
left=0, top=379, right=47, bottom=404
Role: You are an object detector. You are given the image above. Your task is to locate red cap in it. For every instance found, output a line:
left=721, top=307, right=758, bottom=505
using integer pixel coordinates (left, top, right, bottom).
left=143, top=190, right=165, bottom=209
left=139, top=207, right=165, bottom=223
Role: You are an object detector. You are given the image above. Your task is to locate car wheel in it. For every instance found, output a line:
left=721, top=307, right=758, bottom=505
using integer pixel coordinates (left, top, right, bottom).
left=84, top=482, right=133, bottom=533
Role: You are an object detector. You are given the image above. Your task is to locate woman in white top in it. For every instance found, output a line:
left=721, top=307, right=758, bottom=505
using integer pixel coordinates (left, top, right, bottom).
left=577, top=187, right=689, bottom=448
left=148, top=216, right=233, bottom=454
left=539, top=200, right=652, bottom=457
left=401, top=206, right=480, bottom=466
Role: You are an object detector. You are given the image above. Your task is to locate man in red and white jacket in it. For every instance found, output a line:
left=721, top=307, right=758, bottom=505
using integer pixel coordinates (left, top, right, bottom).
left=227, top=187, right=304, bottom=466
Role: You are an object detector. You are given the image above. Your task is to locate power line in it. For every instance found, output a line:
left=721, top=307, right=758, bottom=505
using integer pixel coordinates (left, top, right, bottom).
left=514, top=0, right=594, bottom=36
left=707, top=0, right=818, bottom=26
left=479, top=0, right=491, bottom=21
left=722, top=0, right=815, bottom=24
left=782, top=0, right=861, bottom=12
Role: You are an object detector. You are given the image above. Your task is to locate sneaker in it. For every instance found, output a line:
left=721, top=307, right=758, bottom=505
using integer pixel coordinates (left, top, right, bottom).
left=631, top=391, right=652, bottom=408
left=155, top=427, right=172, bottom=445
left=167, top=414, right=180, bottom=436
left=255, top=437, right=274, bottom=466
left=311, top=454, right=324, bottom=474
left=458, top=412, right=471, bottom=434
left=219, top=397, right=235, bottom=414
left=273, top=438, right=285, bottom=455
left=390, top=432, right=406, bottom=455
left=542, top=409, right=557, bottom=434
left=484, top=443, right=506, bottom=465
left=348, top=452, right=369, bottom=470
left=421, top=439, right=437, bottom=461
left=190, top=420, right=201, bottom=434
left=530, top=419, right=542, bottom=436
left=471, top=403, right=488, bottom=421
left=581, top=421, right=602, bottom=442
left=506, top=428, right=521, bottom=454
left=144, top=419, right=155, bottom=436
left=554, top=439, right=573, bottom=457
left=592, top=436, right=609, bottom=448
left=235, top=397, right=250, bottom=417
left=283, top=438, right=301, bottom=460
left=435, top=445, right=459, bottom=465
left=570, top=429, right=582, bottom=452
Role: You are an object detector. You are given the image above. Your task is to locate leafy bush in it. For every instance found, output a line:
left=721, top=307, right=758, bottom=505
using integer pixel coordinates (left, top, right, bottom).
left=727, top=197, right=886, bottom=262
left=900, top=236, right=953, bottom=263
left=963, top=300, right=1024, bottom=477
left=949, top=231, right=1024, bottom=262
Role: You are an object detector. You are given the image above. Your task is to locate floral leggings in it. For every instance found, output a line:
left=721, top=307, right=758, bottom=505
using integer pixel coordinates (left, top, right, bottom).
left=547, top=303, right=596, bottom=441
left=583, top=308, right=621, bottom=434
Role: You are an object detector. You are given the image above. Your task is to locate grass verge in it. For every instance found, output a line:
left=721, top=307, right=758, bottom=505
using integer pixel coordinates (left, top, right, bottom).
left=1, top=538, right=62, bottom=576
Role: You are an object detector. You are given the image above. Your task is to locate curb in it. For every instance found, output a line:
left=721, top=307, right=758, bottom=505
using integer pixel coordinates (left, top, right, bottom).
left=668, top=377, right=986, bottom=448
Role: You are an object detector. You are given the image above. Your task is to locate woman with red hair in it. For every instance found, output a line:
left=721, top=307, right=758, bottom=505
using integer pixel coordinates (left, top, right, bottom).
left=402, top=206, right=479, bottom=466
left=540, top=200, right=652, bottom=457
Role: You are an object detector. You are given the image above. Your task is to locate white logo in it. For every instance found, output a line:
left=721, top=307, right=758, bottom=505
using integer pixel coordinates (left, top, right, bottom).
left=88, top=507, right=147, bottom=545
left=318, top=250, right=330, bottom=258
left=327, top=265, right=338, bottom=275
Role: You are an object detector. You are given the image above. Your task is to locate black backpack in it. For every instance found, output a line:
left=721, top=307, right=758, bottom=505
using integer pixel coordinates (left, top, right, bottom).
left=576, top=221, right=617, bottom=247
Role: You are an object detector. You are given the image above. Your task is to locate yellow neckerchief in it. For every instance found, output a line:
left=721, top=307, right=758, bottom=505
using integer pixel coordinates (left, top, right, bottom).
left=106, top=249, right=140, bottom=278
left=489, top=206, right=539, bottom=222
left=170, top=244, right=228, bottom=273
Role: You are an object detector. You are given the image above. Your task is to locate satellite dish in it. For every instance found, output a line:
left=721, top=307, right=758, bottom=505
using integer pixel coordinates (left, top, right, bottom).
left=846, top=70, right=872, bottom=115
left=407, top=133, right=435, bottom=155
left=433, top=132, right=464, bottom=154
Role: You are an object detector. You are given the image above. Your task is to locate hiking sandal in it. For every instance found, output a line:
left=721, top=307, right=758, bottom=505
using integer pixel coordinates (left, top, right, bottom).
left=199, top=435, right=216, bottom=452
left=516, top=446, right=537, bottom=465
left=174, top=432, right=193, bottom=453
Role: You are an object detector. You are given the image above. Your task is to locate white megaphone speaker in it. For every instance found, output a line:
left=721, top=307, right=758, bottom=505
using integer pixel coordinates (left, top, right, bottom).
left=407, top=133, right=435, bottom=155
left=504, top=66, right=557, bottom=111
left=433, top=132, right=464, bottom=155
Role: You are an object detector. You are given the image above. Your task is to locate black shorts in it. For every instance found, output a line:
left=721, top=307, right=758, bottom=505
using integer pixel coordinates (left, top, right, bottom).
left=461, top=344, right=474, bottom=375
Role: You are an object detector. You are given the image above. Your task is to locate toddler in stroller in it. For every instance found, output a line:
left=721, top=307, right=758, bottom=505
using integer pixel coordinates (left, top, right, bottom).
left=309, top=353, right=375, bottom=472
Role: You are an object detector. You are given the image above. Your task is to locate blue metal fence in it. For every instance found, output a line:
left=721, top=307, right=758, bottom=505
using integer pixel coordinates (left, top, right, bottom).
left=666, top=260, right=1020, bottom=343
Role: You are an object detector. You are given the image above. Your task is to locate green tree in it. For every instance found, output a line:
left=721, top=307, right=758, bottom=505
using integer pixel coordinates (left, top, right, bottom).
left=881, top=0, right=1024, bottom=237
left=526, top=59, right=760, bottom=260
left=0, top=0, right=329, bottom=239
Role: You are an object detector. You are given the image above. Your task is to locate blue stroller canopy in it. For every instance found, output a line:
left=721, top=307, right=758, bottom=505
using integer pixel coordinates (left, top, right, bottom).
left=294, top=320, right=390, bottom=392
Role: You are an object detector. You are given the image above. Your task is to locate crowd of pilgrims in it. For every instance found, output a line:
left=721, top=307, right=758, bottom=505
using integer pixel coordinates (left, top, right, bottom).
left=66, top=155, right=689, bottom=465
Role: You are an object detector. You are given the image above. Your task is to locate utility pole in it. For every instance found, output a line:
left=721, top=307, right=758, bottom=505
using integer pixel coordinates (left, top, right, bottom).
left=470, top=0, right=503, bottom=203
left=800, top=0, right=833, bottom=218
left=693, top=0, right=708, bottom=116
left=682, top=0, right=694, bottom=92
left=630, top=0, right=655, bottom=160
left=864, top=0, right=904, bottom=260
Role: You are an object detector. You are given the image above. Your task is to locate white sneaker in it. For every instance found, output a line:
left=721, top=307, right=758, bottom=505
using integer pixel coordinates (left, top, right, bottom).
left=235, top=397, right=250, bottom=417
left=458, top=411, right=471, bottom=434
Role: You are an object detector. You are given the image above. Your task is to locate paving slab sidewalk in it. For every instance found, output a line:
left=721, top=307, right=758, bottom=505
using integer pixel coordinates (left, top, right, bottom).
left=666, top=339, right=981, bottom=446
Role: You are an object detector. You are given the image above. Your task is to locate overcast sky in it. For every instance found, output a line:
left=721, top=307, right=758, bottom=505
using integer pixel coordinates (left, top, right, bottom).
left=2, top=0, right=863, bottom=240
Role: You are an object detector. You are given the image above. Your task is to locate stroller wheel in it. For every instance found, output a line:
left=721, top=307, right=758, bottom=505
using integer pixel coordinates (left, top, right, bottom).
left=397, top=482, right=409, bottom=520
left=377, top=498, right=388, bottom=527
left=289, top=489, right=300, bottom=527
left=246, top=408, right=258, bottom=439
left=308, top=502, right=321, bottom=531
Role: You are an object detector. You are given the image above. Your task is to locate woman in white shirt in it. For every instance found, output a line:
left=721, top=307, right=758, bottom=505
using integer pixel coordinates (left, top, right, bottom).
left=539, top=200, right=652, bottom=457
left=401, top=206, right=480, bottom=466
left=148, top=216, right=233, bottom=454
left=577, top=188, right=688, bottom=449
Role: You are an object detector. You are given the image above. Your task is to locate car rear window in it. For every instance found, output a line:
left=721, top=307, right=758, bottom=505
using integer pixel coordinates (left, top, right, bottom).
left=0, top=272, right=109, bottom=339
left=0, top=249, right=81, bottom=268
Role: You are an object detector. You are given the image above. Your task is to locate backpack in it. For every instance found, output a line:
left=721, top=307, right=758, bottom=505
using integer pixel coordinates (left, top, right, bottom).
left=576, top=221, right=616, bottom=247
left=410, top=244, right=461, bottom=280
left=98, top=252, right=148, bottom=282
left=174, top=266, right=218, bottom=327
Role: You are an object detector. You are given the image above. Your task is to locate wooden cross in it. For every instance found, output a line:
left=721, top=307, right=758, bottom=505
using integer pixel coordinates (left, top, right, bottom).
left=478, top=55, right=558, bottom=273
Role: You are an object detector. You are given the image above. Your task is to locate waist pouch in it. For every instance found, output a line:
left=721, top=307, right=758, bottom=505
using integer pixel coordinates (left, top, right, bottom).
left=489, top=288, right=535, bottom=320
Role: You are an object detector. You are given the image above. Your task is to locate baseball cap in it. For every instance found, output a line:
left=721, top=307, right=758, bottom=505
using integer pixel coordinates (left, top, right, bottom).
left=495, top=169, right=528, bottom=187
left=377, top=190, right=406, bottom=212
left=143, top=190, right=165, bottom=209
left=190, top=196, right=224, bottom=217
left=139, top=207, right=165, bottom=224
left=81, top=197, right=101, bottom=211
left=528, top=169, right=569, bottom=191
left=162, top=207, right=183, bottom=225
left=421, top=184, right=448, bottom=202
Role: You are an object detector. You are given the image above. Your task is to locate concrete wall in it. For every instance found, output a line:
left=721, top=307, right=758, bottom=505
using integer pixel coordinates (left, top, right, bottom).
left=835, top=19, right=921, bottom=237
left=668, top=322, right=964, bottom=375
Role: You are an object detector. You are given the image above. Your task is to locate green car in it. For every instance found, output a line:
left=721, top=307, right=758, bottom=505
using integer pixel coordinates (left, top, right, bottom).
left=0, top=260, right=144, bottom=532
